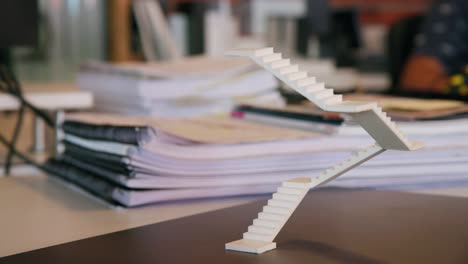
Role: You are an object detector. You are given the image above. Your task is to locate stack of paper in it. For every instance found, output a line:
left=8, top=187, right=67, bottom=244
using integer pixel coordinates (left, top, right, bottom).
left=78, top=56, right=284, bottom=117
left=45, top=112, right=468, bottom=207
left=234, top=95, right=468, bottom=135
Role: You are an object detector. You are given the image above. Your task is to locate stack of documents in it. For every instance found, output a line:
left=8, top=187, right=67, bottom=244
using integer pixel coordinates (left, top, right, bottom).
left=45, top=112, right=468, bottom=207
left=78, top=56, right=284, bottom=117
left=234, top=95, right=468, bottom=135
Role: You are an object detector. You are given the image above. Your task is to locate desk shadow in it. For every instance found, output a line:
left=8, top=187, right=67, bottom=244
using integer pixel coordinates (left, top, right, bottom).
left=13, top=175, right=111, bottom=211
left=14, top=175, right=268, bottom=211
left=277, top=240, right=387, bottom=264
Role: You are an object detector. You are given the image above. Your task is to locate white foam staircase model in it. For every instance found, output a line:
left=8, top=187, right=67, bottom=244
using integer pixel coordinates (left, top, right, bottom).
left=224, top=47, right=424, bottom=254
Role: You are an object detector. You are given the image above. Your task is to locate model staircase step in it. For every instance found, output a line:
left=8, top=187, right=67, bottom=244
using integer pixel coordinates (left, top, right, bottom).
left=272, top=193, right=301, bottom=202
left=324, top=95, right=343, bottom=105
left=248, top=225, right=276, bottom=235
left=314, top=89, right=334, bottom=99
left=270, top=59, right=290, bottom=69
left=350, top=107, right=415, bottom=150
left=268, top=199, right=296, bottom=208
left=253, top=47, right=274, bottom=57
left=253, top=219, right=282, bottom=228
left=411, top=141, right=425, bottom=150
left=278, top=65, right=299, bottom=74
left=225, top=239, right=276, bottom=254
left=263, top=205, right=290, bottom=215
left=379, top=114, right=410, bottom=144
left=261, top=53, right=281, bottom=63
left=323, top=101, right=377, bottom=113
left=243, top=232, right=273, bottom=242
left=304, top=83, right=325, bottom=96
left=376, top=107, right=396, bottom=127
left=282, top=177, right=312, bottom=188
left=258, top=212, right=286, bottom=221
left=224, top=47, right=273, bottom=57
left=310, top=175, right=324, bottom=183
left=305, top=83, right=325, bottom=95
left=296, top=78, right=317, bottom=87
left=277, top=186, right=305, bottom=195
left=287, top=71, right=307, bottom=81
left=324, top=153, right=359, bottom=174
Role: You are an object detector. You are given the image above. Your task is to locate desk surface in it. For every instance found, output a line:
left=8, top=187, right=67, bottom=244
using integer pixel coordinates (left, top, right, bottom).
left=4, top=188, right=468, bottom=264
left=0, top=174, right=264, bottom=257
left=1, top=174, right=468, bottom=258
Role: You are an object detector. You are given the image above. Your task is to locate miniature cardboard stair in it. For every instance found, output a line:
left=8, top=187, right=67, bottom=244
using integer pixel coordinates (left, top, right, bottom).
left=224, top=47, right=424, bottom=254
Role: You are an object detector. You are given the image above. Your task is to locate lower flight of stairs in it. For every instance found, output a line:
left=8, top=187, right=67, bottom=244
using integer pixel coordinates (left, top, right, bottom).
left=226, top=144, right=385, bottom=254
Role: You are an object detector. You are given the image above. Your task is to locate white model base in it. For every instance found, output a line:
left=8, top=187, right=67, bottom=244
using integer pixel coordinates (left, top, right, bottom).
left=225, top=239, right=276, bottom=254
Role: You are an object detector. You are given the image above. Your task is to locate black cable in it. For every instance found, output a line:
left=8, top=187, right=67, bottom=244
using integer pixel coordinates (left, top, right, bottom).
left=0, top=131, right=51, bottom=174
left=0, top=79, right=53, bottom=128
left=0, top=65, right=55, bottom=175
left=0, top=67, right=53, bottom=127
left=14, top=93, right=53, bottom=126
left=0, top=67, right=25, bottom=174
left=0, top=66, right=26, bottom=175
left=4, top=104, right=25, bottom=175
left=0, top=131, right=75, bottom=197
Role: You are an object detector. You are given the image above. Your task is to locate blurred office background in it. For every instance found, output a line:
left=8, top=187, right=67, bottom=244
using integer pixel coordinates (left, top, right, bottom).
left=0, top=0, right=434, bottom=162
left=0, top=0, right=433, bottom=141
left=8, top=0, right=430, bottom=88
left=5, top=0, right=468, bottom=206
left=10, top=0, right=106, bottom=80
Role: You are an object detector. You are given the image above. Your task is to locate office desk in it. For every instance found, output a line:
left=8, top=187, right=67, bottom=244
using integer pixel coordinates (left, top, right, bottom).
left=0, top=174, right=264, bottom=257
left=1, top=173, right=468, bottom=258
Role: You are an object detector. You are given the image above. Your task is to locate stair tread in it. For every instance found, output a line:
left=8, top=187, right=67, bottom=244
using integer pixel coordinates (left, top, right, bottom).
left=248, top=226, right=276, bottom=235
left=323, top=101, right=377, bottom=113
left=287, top=177, right=312, bottom=184
left=263, top=206, right=290, bottom=215
left=279, top=65, right=299, bottom=74
left=278, top=186, right=305, bottom=192
left=262, top=53, right=282, bottom=62
left=258, top=212, right=286, bottom=221
left=254, top=219, right=282, bottom=225
left=296, top=77, right=317, bottom=87
left=265, top=203, right=293, bottom=210
left=249, top=225, right=275, bottom=231
left=244, top=231, right=273, bottom=237
left=282, top=182, right=311, bottom=189
left=287, top=71, right=307, bottom=80
left=243, top=232, right=273, bottom=242
left=268, top=200, right=296, bottom=208
left=273, top=193, right=301, bottom=201
left=303, top=82, right=324, bottom=91
left=270, top=59, right=290, bottom=69
left=324, top=95, right=343, bottom=104
left=225, top=47, right=273, bottom=57
left=274, top=192, right=300, bottom=198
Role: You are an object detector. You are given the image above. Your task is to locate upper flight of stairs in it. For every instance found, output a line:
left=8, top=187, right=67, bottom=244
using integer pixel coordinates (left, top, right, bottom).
left=226, top=47, right=423, bottom=151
